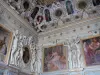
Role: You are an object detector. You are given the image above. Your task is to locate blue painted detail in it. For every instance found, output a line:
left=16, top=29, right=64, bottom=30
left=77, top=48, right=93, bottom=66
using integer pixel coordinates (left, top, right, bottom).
left=66, top=0, right=74, bottom=15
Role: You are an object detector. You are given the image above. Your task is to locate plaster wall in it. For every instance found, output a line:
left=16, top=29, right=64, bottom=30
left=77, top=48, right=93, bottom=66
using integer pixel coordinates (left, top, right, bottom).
left=0, top=1, right=38, bottom=74
left=38, top=17, right=100, bottom=75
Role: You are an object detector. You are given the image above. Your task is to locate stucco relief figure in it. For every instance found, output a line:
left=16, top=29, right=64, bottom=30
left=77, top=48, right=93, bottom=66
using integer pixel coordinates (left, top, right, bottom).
left=70, top=43, right=78, bottom=68
left=10, top=30, right=19, bottom=65
left=10, top=30, right=24, bottom=66
left=15, top=36, right=23, bottom=66
left=67, top=39, right=74, bottom=69
left=68, top=45, right=72, bottom=69
left=9, top=30, right=35, bottom=73
left=23, top=37, right=35, bottom=72
left=14, top=35, right=23, bottom=66
left=31, top=44, right=41, bottom=72
left=64, top=39, right=72, bottom=68
left=74, top=37, right=82, bottom=68
left=68, top=38, right=81, bottom=69
left=22, top=36, right=28, bottom=46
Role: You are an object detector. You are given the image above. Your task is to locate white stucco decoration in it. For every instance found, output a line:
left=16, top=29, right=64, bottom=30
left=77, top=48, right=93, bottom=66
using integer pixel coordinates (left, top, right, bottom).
left=10, top=30, right=38, bottom=73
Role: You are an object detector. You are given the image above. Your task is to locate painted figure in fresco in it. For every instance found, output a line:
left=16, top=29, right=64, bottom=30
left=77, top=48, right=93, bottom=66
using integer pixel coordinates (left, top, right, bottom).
left=88, top=38, right=100, bottom=62
left=66, top=0, right=74, bottom=15
left=0, top=37, right=7, bottom=55
left=44, top=9, right=51, bottom=22
left=36, top=15, right=43, bottom=24
left=44, top=45, right=66, bottom=72
left=83, top=37, right=100, bottom=66
left=92, top=0, right=100, bottom=6
left=47, top=51, right=66, bottom=71
left=31, top=7, right=39, bottom=20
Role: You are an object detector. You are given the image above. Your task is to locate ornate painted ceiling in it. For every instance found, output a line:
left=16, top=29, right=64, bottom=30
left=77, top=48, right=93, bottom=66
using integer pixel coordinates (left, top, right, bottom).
left=4, top=0, right=100, bottom=33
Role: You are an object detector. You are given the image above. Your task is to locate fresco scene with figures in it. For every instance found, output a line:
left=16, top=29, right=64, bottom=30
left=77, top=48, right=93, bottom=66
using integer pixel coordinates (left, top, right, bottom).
left=0, top=0, right=100, bottom=75
left=0, top=25, right=12, bottom=63
left=43, top=45, right=67, bottom=72
left=82, top=36, right=100, bottom=66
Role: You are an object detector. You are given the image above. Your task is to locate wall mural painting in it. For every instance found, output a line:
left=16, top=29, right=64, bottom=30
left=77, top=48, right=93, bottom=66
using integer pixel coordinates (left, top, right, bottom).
left=43, top=45, right=67, bottom=72
left=36, top=15, right=44, bottom=24
left=92, top=0, right=100, bottom=6
left=54, top=9, right=63, bottom=18
left=66, top=0, right=74, bottom=15
left=82, top=35, right=100, bottom=66
left=44, top=9, right=51, bottom=22
left=0, top=26, right=12, bottom=62
left=23, top=1, right=30, bottom=10
left=31, top=7, right=39, bottom=20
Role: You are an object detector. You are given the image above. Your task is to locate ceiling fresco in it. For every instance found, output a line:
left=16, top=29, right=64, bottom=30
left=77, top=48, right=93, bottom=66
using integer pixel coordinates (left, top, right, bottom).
left=4, top=0, right=100, bottom=33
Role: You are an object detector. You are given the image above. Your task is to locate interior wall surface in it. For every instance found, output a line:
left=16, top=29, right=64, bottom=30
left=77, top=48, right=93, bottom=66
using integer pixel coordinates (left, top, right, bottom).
left=0, top=1, right=38, bottom=75
left=38, top=17, right=100, bottom=75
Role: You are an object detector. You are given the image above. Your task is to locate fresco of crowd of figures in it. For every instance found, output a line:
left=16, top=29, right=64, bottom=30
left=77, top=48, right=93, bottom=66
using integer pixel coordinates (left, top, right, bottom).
left=4, top=0, right=100, bottom=32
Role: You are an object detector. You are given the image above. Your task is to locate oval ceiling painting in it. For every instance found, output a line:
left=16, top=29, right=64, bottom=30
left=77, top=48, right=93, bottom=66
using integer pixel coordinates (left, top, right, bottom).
left=77, top=0, right=87, bottom=10
left=23, top=1, right=30, bottom=10
left=23, top=47, right=30, bottom=64
left=54, top=9, right=63, bottom=18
